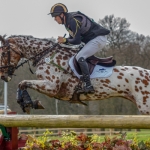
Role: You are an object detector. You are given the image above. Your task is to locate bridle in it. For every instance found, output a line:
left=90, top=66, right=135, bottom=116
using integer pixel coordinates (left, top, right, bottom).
left=0, top=34, right=68, bottom=81
left=0, top=39, right=24, bottom=77
left=0, top=38, right=44, bottom=79
left=0, top=37, right=62, bottom=78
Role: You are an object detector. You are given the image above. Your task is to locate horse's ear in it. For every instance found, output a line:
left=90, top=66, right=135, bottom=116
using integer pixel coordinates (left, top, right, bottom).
left=0, top=35, right=7, bottom=45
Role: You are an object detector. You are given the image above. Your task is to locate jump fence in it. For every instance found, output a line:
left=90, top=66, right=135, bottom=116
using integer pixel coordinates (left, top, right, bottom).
left=0, top=115, right=150, bottom=129
left=1, top=114, right=150, bottom=149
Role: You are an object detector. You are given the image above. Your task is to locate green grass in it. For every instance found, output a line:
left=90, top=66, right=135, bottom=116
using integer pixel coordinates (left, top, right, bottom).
left=97, top=129, right=150, bottom=142
left=40, top=130, right=150, bottom=143
left=26, top=129, right=150, bottom=143
left=126, top=130, right=150, bottom=141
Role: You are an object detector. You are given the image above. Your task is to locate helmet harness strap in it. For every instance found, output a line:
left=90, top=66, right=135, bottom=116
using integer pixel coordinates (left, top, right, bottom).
left=59, top=13, right=65, bottom=24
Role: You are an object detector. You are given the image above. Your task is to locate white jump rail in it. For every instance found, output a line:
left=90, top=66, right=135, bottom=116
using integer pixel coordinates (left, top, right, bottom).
left=0, top=115, right=150, bottom=129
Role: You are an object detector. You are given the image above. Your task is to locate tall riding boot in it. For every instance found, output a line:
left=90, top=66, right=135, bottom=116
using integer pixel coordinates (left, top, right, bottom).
left=77, top=57, right=95, bottom=94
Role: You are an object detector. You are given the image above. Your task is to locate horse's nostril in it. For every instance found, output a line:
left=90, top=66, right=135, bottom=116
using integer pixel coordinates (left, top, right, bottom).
left=1, top=76, right=5, bottom=80
left=1, top=76, right=6, bottom=81
left=1, top=76, right=8, bottom=82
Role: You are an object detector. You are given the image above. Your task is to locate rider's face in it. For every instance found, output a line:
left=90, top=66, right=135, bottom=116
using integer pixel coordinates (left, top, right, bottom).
left=54, top=16, right=62, bottom=24
left=54, top=13, right=64, bottom=24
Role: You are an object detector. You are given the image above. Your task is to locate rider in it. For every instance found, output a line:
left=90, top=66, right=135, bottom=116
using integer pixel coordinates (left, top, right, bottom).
left=48, top=3, right=110, bottom=94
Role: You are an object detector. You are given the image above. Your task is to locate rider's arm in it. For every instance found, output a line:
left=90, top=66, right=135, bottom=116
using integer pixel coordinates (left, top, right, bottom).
left=65, top=17, right=82, bottom=45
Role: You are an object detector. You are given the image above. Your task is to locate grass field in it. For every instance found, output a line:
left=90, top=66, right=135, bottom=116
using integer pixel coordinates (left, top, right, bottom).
left=23, top=129, right=150, bottom=149
left=40, top=129, right=150, bottom=143
left=126, top=129, right=150, bottom=141
left=96, top=129, right=150, bottom=142
left=17, top=128, right=150, bottom=142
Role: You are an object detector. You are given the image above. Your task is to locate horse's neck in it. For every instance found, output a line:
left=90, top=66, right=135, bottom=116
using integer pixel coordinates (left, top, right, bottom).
left=12, top=36, right=55, bottom=58
left=10, top=36, right=78, bottom=70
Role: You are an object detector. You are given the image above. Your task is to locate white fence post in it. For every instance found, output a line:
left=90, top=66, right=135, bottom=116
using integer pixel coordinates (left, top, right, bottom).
left=55, top=99, right=58, bottom=115
left=0, top=41, right=8, bottom=115
left=4, top=81, right=8, bottom=115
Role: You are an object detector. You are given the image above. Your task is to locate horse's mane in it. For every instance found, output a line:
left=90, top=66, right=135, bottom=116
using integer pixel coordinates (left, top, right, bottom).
left=4, top=35, right=79, bottom=55
left=7, top=35, right=55, bottom=43
left=7, top=35, right=79, bottom=49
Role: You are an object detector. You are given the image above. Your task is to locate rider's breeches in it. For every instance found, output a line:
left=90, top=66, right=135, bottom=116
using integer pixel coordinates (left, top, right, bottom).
left=76, top=35, right=107, bottom=61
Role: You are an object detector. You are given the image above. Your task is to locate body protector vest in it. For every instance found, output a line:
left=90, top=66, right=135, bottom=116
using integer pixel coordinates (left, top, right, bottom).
left=65, top=11, right=110, bottom=43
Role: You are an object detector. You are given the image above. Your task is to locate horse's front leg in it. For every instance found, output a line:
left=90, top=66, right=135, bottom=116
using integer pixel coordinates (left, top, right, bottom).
left=17, top=79, right=60, bottom=113
left=18, top=79, right=60, bottom=96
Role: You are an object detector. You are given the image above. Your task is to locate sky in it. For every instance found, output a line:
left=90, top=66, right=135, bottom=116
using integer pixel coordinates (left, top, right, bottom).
left=0, top=0, right=150, bottom=39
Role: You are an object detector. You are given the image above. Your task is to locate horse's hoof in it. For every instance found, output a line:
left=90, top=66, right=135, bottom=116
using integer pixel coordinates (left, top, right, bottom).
left=33, top=100, right=45, bottom=109
left=76, top=87, right=95, bottom=94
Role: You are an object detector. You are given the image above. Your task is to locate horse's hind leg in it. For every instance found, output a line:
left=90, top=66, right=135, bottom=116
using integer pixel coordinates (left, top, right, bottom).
left=136, top=96, right=150, bottom=115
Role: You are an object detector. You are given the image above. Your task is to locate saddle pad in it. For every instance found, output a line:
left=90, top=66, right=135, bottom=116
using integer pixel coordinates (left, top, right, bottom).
left=69, top=56, right=114, bottom=79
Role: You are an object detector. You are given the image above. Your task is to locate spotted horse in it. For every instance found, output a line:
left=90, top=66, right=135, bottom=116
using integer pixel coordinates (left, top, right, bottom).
left=0, top=35, right=150, bottom=114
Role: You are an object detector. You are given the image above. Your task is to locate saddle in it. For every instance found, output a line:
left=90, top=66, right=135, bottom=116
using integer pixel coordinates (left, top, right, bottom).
left=73, top=55, right=116, bottom=75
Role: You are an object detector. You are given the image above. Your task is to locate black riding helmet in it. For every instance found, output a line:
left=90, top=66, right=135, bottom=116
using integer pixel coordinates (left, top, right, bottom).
left=48, top=3, right=68, bottom=17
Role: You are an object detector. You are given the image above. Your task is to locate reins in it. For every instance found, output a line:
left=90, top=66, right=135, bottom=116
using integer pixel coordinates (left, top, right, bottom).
left=14, top=42, right=60, bottom=74
left=17, top=34, right=66, bottom=69
left=0, top=38, right=60, bottom=74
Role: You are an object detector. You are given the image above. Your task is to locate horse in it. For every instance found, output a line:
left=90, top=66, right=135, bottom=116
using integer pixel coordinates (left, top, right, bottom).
left=0, top=35, right=150, bottom=115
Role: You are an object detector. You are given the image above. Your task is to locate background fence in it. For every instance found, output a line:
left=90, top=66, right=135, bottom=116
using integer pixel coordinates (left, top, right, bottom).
left=18, top=128, right=142, bottom=137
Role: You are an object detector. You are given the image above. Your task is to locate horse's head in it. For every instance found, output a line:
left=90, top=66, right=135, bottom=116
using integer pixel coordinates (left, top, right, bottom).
left=0, top=35, right=22, bottom=82
left=0, top=34, right=78, bottom=82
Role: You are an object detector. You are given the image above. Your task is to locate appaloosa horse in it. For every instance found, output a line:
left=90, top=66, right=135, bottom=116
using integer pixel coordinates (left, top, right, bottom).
left=0, top=35, right=150, bottom=114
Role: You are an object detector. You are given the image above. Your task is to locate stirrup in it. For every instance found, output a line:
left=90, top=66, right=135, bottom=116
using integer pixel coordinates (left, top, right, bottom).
left=77, top=85, right=95, bottom=94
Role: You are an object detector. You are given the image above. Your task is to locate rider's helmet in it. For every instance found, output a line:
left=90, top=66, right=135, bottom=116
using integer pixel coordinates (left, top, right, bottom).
left=48, top=3, right=68, bottom=17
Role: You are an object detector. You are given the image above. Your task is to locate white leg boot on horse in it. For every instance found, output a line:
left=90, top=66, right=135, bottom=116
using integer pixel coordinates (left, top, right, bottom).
left=77, top=57, right=95, bottom=94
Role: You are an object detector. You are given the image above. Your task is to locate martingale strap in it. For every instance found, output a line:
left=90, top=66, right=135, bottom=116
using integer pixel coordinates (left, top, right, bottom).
left=49, top=52, right=69, bottom=73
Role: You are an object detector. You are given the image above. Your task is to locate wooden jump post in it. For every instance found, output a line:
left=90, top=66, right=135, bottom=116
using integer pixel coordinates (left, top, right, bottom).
left=0, top=115, right=150, bottom=129
left=0, top=112, right=26, bottom=150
